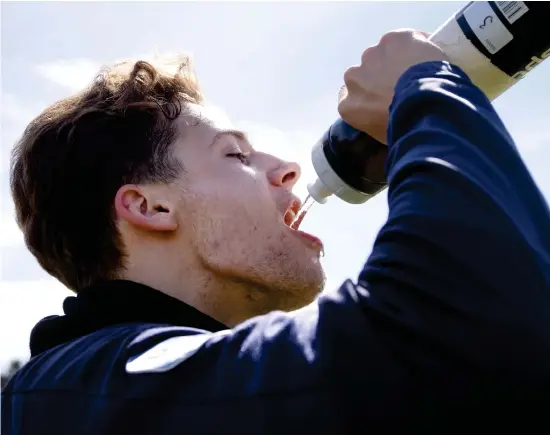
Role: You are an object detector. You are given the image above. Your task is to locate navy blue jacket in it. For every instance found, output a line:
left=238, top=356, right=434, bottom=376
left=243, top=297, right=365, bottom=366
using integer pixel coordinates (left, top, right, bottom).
left=3, top=61, right=550, bottom=434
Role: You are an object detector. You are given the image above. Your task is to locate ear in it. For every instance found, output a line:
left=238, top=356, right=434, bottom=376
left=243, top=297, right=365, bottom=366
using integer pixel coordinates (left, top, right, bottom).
left=114, top=184, right=178, bottom=232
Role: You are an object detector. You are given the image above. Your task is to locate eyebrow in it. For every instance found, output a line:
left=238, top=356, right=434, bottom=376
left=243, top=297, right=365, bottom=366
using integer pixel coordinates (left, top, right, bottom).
left=208, top=129, right=249, bottom=149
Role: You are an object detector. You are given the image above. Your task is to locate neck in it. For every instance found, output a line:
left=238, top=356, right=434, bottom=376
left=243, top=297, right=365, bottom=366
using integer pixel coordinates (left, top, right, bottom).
left=122, top=254, right=274, bottom=328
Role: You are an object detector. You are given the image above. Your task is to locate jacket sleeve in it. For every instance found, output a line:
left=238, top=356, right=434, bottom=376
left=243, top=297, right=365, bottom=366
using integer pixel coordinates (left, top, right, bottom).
left=122, top=61, right=550, bottom=427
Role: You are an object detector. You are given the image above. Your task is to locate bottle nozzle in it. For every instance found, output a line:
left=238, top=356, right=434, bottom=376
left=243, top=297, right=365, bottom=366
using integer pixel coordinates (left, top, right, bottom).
left=307, top=177, right=332, bottom=204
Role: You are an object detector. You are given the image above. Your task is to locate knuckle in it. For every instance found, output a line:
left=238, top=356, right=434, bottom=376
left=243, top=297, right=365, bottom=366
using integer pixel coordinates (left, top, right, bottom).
left=379, top=31, right=397, bottom=45
left=360, top=47, right=374, bottom=65
left=380, top=28, right=415, bottom=45
left=337, top=99, right=352, bottom=118
left=337, top=98, right=346, bottom=113
left=393, top=28, right=417, bottom=37
left=343, top=66, right=357, bottom=86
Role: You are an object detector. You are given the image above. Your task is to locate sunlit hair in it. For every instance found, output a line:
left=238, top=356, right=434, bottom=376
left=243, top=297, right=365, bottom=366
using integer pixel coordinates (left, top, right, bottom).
left=10, top=54, right=203, bottom=291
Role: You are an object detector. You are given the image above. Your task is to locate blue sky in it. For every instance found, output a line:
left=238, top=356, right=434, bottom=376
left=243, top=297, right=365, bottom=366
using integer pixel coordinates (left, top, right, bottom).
left=1, top=1, right=549, bottom=368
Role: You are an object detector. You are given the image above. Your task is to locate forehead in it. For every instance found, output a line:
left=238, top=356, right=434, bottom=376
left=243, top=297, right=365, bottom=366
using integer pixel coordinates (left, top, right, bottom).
left=184, top=103, right=236, bottom=130
left=173, top=103, right=246, bottom=152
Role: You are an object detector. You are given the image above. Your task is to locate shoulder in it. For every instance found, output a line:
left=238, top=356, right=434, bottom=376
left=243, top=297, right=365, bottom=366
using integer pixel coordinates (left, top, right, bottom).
left=124, top=326, right=232, bottom=374
left=11, top=282, right=388, bottom=400
left=9, top=323, right=208, bottom=393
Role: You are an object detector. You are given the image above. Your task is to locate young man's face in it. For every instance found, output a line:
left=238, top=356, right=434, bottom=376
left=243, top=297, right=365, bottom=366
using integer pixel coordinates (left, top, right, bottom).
left=168, top=105, right=325, bottom=310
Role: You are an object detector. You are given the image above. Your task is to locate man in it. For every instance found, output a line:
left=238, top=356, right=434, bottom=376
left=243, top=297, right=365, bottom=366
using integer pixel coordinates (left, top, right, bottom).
left=2, top=29, right=550, bottom=433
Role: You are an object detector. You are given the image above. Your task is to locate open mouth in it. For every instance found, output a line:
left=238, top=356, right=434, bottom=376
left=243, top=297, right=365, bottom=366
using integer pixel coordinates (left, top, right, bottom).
left=282, top=200, right=323, bottom=252
left=284, top=203, right=299, bottom=228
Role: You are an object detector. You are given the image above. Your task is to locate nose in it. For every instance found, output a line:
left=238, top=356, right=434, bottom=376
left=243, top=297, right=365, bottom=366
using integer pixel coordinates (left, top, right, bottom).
left=268, top=160, right=301, bottom=190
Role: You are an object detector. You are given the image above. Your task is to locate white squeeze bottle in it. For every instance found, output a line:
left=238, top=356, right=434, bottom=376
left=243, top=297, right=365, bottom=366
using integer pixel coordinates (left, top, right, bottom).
left=305, top=1, right=550, bottom=207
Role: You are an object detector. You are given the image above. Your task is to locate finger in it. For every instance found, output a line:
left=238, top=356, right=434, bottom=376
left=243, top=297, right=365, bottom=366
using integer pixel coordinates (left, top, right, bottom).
left=337, top=94, right=355, bottom=119
left=360, top=46, right=376, bottom=66
left=338, top=85, right=348, bottom=104
left=342, top=65, right=360, bottom=92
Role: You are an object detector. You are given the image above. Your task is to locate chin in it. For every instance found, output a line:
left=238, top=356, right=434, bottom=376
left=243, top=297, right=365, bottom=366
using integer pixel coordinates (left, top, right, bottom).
left=282, top=264, right=326, bottom=310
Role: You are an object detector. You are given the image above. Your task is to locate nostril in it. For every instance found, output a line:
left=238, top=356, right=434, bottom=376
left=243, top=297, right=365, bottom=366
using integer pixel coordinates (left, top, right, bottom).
left=282, top=171, right=297, bottom=185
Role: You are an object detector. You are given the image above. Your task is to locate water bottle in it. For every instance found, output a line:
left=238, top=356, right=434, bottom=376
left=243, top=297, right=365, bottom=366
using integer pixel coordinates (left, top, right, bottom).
left=307, top=1, right=550, bottom=205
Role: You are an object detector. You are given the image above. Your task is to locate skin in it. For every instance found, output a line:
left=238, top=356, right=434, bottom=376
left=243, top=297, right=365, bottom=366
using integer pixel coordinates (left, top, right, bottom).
left=114, top=104, right=325, bottom=327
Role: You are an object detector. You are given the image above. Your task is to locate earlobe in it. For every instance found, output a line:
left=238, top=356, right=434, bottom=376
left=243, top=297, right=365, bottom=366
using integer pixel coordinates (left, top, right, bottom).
left=114, top=185, right=178, bottom=232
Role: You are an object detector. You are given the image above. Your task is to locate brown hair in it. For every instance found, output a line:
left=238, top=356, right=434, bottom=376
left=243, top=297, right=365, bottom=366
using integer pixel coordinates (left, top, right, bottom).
left=10, top=55, right=203, bottom=291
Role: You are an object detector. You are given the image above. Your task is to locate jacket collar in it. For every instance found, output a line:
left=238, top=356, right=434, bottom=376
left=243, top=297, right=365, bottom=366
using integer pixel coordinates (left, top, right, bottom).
left=29, top=279, right=227, bottom=357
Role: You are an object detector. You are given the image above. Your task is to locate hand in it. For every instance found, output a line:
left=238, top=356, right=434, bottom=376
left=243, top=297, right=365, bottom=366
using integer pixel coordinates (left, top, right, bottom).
left=338, top=29, right=449, bottom=144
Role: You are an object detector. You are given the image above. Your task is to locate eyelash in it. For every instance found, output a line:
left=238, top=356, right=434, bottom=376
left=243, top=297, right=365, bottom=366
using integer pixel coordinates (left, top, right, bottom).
left=226, top=152, right=250, bottom=165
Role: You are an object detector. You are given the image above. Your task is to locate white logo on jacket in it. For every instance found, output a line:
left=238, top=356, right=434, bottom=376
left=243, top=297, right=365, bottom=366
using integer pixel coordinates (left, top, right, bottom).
left=125, top=330, right=231, bottom=374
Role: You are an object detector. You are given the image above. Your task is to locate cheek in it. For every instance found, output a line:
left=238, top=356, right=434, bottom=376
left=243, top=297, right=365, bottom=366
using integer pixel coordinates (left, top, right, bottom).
left=192, top=168, right=272, bottom=224
left=186, top=186, right=278, bottom=263
left=181, top=166, right=288, bottom=267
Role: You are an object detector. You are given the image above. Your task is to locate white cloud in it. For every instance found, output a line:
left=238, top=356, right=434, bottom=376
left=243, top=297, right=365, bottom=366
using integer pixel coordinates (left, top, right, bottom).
left=35, top=59, right=100, bottom=92
left=33, top=53, right=199, bottom=94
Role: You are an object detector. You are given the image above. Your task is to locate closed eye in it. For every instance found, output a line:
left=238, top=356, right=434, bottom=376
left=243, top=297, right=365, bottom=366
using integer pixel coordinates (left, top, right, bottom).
left=226, top=152, right=250, bottom=165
